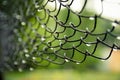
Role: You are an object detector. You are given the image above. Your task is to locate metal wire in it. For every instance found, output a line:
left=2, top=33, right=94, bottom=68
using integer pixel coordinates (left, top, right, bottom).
left=1, top=0, right=120, bottom=71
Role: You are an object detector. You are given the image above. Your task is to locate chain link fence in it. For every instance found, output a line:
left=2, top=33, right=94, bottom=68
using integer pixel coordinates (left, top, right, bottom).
left=0, top=0, right=120, bottom=71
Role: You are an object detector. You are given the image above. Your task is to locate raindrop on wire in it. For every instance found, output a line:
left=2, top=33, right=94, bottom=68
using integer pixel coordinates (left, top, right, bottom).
left=116, top=36, right=120, bottom=40
left=101, top=59, right=106, bottom=62
left=32, top=57, right=36, bottom=60
left=18, top=68, right=23, bottom=72
left=89, top=17, right=94, bottom=20
left=21, top=22, right=26, bottom=26
left=112, top=22, right=118, bottom=27
left=24, top=49, right=28, bottom=53
left=30, top=67, right=34, bottom=71
left=14, top=61, right=18, bottom=65
left=41, top=37, right=45, bottom=41
left=76, top=62, right=80, bottom=64
left=65, top=59, right=69, bottom=62
left=86, top=44, right=91, bottom=47
left=25, top=54, right=30, bottom=58
left=22, top=60, right=26, bottom=64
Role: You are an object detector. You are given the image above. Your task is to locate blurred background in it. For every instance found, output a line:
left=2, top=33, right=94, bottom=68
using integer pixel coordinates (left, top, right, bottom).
left=0, top=0, right=120, bottom=80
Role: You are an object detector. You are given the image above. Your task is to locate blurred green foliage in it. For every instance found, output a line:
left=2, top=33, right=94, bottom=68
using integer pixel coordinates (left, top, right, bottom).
left=5, top=70, right=120, bottom=80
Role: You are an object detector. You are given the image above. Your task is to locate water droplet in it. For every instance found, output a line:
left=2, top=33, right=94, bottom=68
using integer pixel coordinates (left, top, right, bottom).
left=112, top=22, right=118, bottom=27
left=54, top=50, right=56, bottom=53
left=41, top=37, right=45, bottom=41
left=18, top=38, right=22, bottom=42
left=37, top=9, right=41, bottom=12
left=46, top=56, right=49, bottom=59
left=64, top=53, right=66, bottom=56
left=86, top=27, right=89, bottom=31
left=65, top=59, right=69, bottom=62
left=59, top=40, right=61, bottom=42
left=22, top=60, right=26, bottom=64
left=86, top=44, right=91, bottom=47
left=34, top=47, right=37, bottom=50
left=32, top=30, right=35, bottom=33
left=41, top=24, right=45, bottom=28
left=15, top=14, right=21, bottom=20
left=73, top=44, right=75, bottom=48
left=113, top=48, right=118, bottom=51
left=30, top=67, right=34, bottom=71
left=117, top=36, right=120, bottom=40
left=25, top=54, right=30, bottom=58
left=35, top=4, right=39, bottom=8
left=64, top=35, right=67, bottom=38
left=24, top=49, right=28, bottom=53
left=18, top=68, right=23, bottom=72
left=2, top=0, right=8, bottom=5
left=69, top=22, right=72, bottom=25
left=101, top=60, right=106, bottom=62
left=50, top=48, right=54, bottom=50
left=89, top=17, right=94, bottom=20
left=76, top=62, right=80, bottom=64
left=14, top=61, right=18, bottom=65
left=80, top=37, right=83, bottom=39
left=21, top=22, right=26, bottom=26
left=13, top=29, right=18, bottom=33
left=59, top=42, right=62, bottom=46
left=32, top=57, right=36, bottom=60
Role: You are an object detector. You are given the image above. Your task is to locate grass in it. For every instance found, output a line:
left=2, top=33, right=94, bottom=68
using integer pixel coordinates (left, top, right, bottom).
left=5, top=69, right=120, bottom=80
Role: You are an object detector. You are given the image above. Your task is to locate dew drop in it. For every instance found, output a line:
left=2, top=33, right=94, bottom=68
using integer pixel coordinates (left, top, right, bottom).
left=65, top=59, right=69, bottom=62
left=69, top=22, right=72, bottom=25
left=113, top=48, right=118, bottom=51
left=14, top=61, right=18, bottom=65
left=24, top=49, right=28, bottom=53
left=32, top=57, right=36, bottom=60
left=2, top=0, right=8, bottom=5
left=34, top=47, right=37, bottom=50
left=32, top=30, right=35, bottom=33
left=37, top=9, right=41, bottom=12
left=21, top=22, right=26, bottom=26
left=89, top=17, right=94, bottom=20
left=86, top=44, right=91, bottom=47
left=50, top=48, right=54, bottom=50
left=22, top=60, right=26, bottom=64
left=41, top=24, right=45, bottom=28
left=15, top=14, right=21, bottom=20
left=18, top=68, right=23, bottom=72
left=35, top=4, right=39, bottom=8
left=54, top=50, right=56, bottom=53
left=76, top=62, right=80, bottom=64
left=59, top=40, right=61, bottom=42
left=64, top=35, right=67, bottom=38
left=13, top=29, right=18, bottom=33
left=59, top=42, right=62, bottom=46
left=73, top=44, right=75, bottom=48
left=86, top=27, right=89, bottom=31
left=18, top=38, right=22, bottom=42
left=64, top=53, right=66, bottom=56
left=101, top=60, right=106, bottom=62
left=25, top=54, right=30, bottom=58
left=112, top=22, right=118, bottom=27
left=41, top=37, right=45, bottom=41
left=116, top=36, right=120, bottom=40
left=30, top=67, right=34, bottom=71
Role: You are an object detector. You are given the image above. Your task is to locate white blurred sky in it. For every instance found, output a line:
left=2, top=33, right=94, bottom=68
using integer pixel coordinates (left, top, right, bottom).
left=47, top=0, right=120, bottom=21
